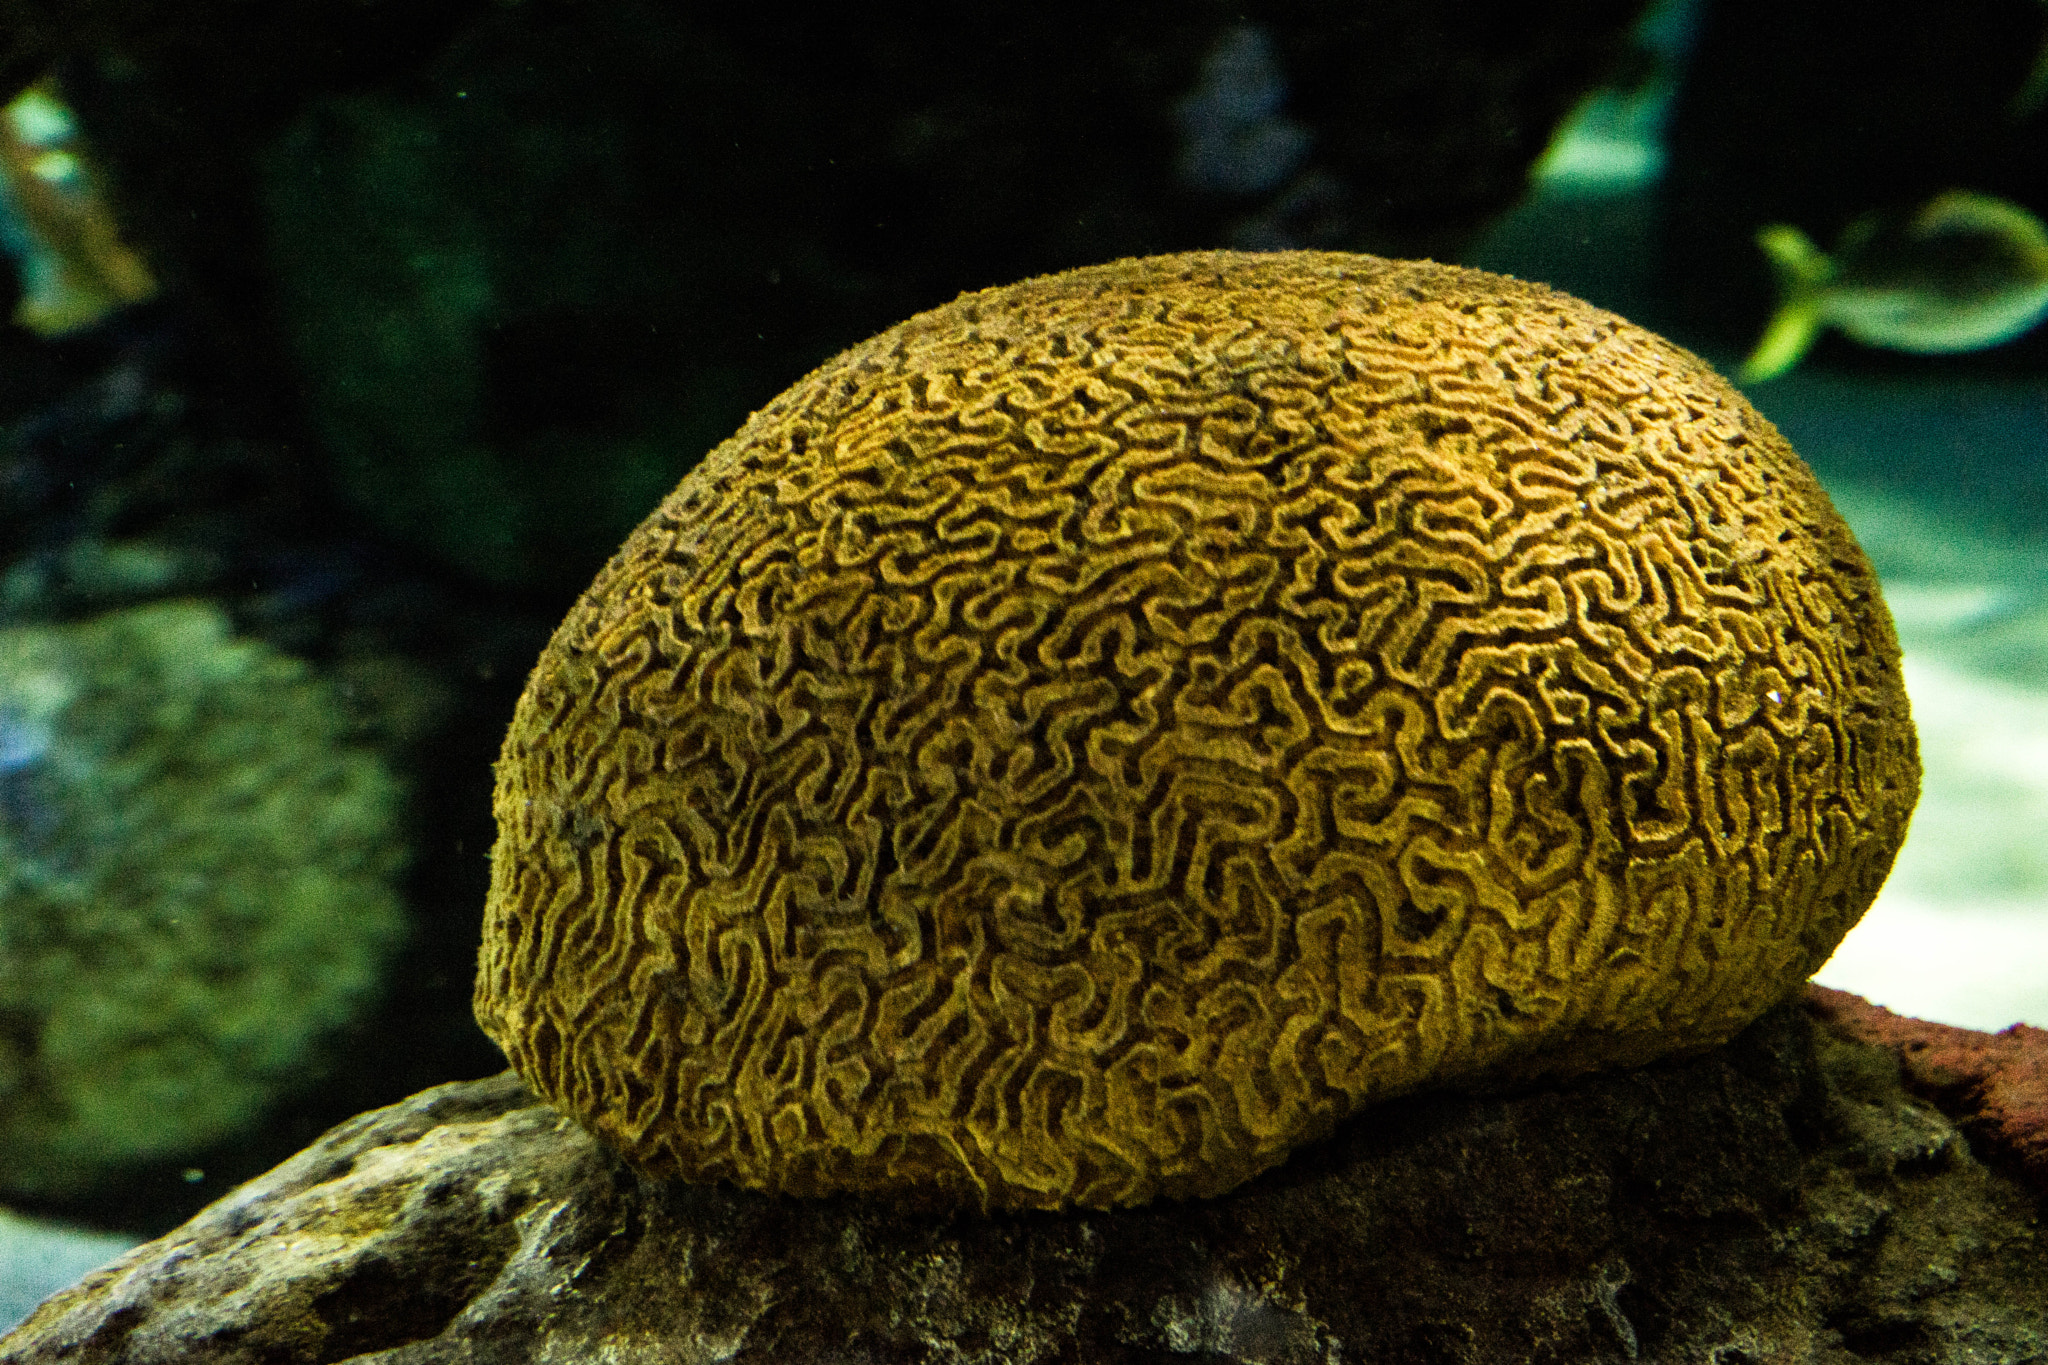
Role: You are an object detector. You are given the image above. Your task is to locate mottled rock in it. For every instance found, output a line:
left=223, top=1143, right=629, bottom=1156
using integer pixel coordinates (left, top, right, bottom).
left=4, top=989, right=2042, bottom=1364
left=1810, top=984, right=2048, bottom=1200
left=0, top=599, right=408, bottom=1200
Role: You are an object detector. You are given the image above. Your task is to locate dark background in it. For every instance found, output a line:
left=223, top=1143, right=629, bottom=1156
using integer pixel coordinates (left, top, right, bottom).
left=0, top=0, right=2041, bottom=1232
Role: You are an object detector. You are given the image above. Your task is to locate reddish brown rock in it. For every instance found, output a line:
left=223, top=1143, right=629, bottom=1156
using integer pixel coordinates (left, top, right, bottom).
left=1808, top=984, right=2048, bottom=1201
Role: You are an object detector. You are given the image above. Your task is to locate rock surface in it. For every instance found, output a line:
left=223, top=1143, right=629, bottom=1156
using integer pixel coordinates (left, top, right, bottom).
left=1809, top=985, right=2048, bottom=1200
left=3, top=989, right=2043, bottom=1365
left=0, top=600, right=408, bottom=1201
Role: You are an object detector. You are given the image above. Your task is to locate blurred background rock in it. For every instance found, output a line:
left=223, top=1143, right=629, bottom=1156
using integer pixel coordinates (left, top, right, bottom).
left=0, top=599, right=408, bottom=1204
left=0, top=0, right=2040, bottom=1301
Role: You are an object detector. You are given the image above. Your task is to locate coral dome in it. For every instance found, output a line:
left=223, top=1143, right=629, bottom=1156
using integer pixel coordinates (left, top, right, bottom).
left=474, top=250, right=1919, bottom=1210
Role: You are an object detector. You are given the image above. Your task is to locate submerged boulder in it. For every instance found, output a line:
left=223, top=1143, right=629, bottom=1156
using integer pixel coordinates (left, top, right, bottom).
left=3, top=988, right=2042, bottom=1364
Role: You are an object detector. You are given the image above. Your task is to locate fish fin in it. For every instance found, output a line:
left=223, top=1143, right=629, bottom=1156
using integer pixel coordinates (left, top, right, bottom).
left=1741, top=224, right=1830, bottom=382
left=1913, top=190, right=2048, bottom=269
left=1739, top=300, right=1822, bottom=383
left=1754, top=224, right=1833, bottom=292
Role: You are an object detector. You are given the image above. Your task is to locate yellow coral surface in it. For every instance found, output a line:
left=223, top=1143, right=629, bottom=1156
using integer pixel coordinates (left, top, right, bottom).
left=475, top=250, right=1919, bottom=1210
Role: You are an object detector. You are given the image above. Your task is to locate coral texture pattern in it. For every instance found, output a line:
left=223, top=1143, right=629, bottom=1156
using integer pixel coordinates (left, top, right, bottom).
left=475, top=250, right=1919, bottom=1210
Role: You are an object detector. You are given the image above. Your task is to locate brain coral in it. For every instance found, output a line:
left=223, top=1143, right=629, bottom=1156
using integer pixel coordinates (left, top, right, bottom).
left=475, top=250, right=1919, bottom=1211
left=0, top=600, right=406, bottom=1198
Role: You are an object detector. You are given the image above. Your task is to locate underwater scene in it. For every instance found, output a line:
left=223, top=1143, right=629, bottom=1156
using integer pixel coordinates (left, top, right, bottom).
left=0, top=0, right=2045, bottom=1353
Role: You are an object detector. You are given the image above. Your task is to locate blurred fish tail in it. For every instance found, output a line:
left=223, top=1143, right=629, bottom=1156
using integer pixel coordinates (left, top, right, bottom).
left=1756, top=223, right=1833, bottom=292
left=1740, top=301, right=1822, bottom=383
left=1740, top=224, right=1831, bottom=382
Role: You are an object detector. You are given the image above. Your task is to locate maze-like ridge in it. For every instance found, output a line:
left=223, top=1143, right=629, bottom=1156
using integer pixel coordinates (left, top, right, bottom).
left=474, top=251, right=1919, bottom=1210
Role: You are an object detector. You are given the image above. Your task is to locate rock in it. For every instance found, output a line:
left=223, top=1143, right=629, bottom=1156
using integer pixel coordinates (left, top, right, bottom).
left=0, top=599, right=409, bottom=1201
left=1809, top=984, right=2048, bottom=1200
left=3, top=988, right=2043, bottom=1364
